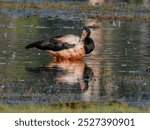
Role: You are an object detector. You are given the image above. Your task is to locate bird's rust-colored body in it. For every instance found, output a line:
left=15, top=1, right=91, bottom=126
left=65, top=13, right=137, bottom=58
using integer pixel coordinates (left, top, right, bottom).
left=47, top=43, right=85, bottom=60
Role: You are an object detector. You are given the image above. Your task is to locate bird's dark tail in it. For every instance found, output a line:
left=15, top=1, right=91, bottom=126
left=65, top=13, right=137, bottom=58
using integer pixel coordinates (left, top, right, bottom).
left=25, top=40, right=44, bottom=49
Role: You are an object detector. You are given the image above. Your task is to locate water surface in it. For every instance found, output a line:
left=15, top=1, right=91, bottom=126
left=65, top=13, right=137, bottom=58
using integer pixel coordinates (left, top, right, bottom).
left=0, top=6, right=150, bottom=107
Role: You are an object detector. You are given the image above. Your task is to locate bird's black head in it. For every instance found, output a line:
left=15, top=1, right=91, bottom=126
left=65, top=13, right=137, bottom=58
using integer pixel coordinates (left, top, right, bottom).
left=81, top=26, right=95, bottom=54
left=81, top=26, right=91, bottom=40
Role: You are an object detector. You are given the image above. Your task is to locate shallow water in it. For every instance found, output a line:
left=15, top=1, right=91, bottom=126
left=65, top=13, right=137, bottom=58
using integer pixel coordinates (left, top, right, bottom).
left=0, top=4, right=150, bottom=107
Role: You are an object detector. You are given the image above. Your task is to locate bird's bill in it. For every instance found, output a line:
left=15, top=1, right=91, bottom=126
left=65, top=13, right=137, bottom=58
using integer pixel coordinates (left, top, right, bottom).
left=81, top=29, right=87, bottom=41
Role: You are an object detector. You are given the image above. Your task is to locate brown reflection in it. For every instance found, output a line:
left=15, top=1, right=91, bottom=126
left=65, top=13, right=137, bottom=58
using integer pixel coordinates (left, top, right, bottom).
left=46, top=60, right=93, bottom=90
left=26, top=60, right=93, bottom=93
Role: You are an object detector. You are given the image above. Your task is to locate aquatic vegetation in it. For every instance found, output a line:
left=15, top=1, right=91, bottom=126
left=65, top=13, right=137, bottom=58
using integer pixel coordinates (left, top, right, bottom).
left=0, top=1, right=149, bottom=22
left=0, top=101, right=148, bottom=113
left=0, top=2, right=93, bottom=10
left=0, top=1, right=149, bottom=11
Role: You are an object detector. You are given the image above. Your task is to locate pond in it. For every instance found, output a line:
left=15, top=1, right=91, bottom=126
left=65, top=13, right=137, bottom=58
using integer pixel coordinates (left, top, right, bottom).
left=0, top=1, right=150, bottom=108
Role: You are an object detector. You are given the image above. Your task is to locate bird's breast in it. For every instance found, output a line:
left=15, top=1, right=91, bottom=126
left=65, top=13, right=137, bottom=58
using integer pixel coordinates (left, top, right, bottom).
left=46, top=43, right=85, bottom=60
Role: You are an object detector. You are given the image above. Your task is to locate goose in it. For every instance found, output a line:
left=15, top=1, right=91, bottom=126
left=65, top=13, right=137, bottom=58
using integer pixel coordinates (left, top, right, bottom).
left=25, top=26, right=94, bottom=60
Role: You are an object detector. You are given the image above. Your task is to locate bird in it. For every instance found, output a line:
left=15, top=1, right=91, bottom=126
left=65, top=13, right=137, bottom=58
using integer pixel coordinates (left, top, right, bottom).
left=25, top=26, right=95, bottom=60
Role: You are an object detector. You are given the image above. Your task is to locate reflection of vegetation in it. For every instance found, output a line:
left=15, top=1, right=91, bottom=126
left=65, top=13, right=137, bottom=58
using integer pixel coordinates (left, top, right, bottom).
left=0, top=101, right=149, bottom=112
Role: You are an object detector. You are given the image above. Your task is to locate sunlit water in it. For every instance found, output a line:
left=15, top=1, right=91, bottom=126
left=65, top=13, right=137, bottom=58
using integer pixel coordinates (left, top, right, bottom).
left=0, top=3, right=150, bottom=107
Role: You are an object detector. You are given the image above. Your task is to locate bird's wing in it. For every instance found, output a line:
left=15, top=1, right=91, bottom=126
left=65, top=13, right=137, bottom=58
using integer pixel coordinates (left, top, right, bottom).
left=25, top=35, right=80, bottom=51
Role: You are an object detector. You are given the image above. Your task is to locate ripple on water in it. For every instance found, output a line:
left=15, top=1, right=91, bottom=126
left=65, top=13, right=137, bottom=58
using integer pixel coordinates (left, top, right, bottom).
left=0, top=10, right=150, bottom=109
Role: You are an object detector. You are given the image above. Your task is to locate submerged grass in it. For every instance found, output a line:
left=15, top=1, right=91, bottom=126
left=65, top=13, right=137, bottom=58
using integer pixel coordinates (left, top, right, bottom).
left=0, top=102, right=149, bottom=113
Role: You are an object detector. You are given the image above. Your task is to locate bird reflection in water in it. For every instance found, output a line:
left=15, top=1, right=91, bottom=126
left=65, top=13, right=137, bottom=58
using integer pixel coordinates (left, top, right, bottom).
left=26, top=60, right=93, bottom=94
